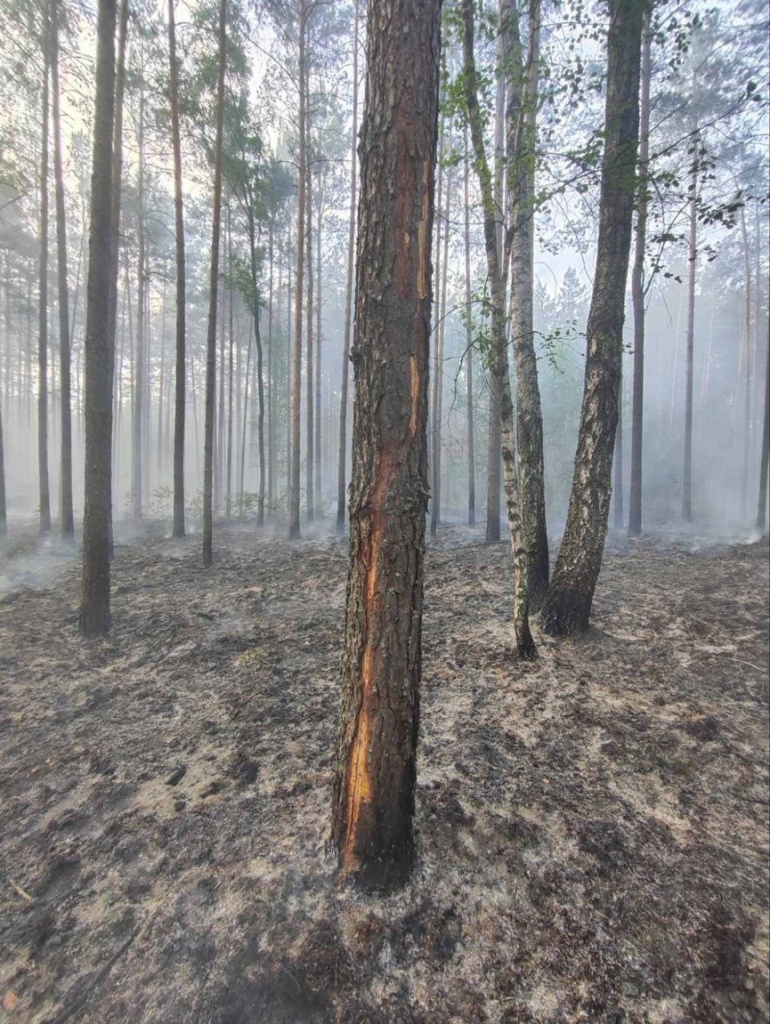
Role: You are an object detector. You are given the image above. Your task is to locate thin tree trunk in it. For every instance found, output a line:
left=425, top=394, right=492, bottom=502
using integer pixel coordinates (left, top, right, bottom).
left=541, top=0, right=645, bottom=636
left=239, top=321, right=253, bottom=513
left=463, top=124, right=475, bottom=526
left=290, top=0, right=306, bottom=539
left=306, top=138, right=315, bottom=522
left=628, top=12, right=650, bottom=537
left=226, top=197, right=234, bottom=519
left=267, top=219, right=274, bottom=506
left=80, top=0, right=117, bottom=637
left=336, top=0, right=359, bottom=534
left=248, top=212, right=266, bottom=526
left=506, top=0, right=548, bottom=608
left=202, top=0, right=228, bottom=566
left=169, top=0, right=186, bottom=538
left=331, top=0, right=441, bottom=889
left=682, top=134, right=698, bottom=523
left=463, top=0, right=535, bottom=658
left=0, top=384, right=5, bottom=539
left=132, top=69, right=145, bottom=520
left=51, top=0, right=74, bottom=540
left=757, top=324, right=769, bottom=533
left=739, top=201, right=752, bottom=521
left=430, top=110, right=445, bottom=538
left=614, top=373, right=623, bottom=527
left=38, top=0, right=51, bottom=535
left=315, top=182, right=322, bottom=511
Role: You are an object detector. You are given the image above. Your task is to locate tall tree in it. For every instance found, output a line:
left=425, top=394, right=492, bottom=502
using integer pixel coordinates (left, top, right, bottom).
left=202, top=0, right=228, bottom=566
left=332, top=0, right=442, bottom=889
left=463, top=0, right=535, bottom=658
left=681, top=131, right=698, bottom=523
left=290, top=0, right=307, bottom=539
left=80, top=0, right=117, bottom=637
left=169, top=0, right=186, bottom=539
left=51, top=0, right=74, bottom=541
left=506, top=0, right=548, bottom=609
left=757, top=325, right=769, bottom=534
left=628, top=12, right=651, bottom=537
left=132, top=61, right=146, bottom=521
left=463, top=123, right=475, bottom=526
left=336, top=0, right=359, bottom=534
left=541, top=0, right=646, bottom=636
left=38, top=0, right=51, bottom=536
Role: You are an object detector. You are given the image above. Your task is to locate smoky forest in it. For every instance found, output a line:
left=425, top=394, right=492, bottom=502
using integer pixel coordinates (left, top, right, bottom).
left=0, top=0, right=768, bottom=1021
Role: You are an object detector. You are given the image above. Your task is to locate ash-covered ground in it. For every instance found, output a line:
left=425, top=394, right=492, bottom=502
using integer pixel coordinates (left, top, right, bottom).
left=1, top=521, right=768, bottom=1024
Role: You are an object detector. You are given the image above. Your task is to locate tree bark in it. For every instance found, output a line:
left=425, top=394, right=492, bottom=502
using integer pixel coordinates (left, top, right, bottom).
left=51, top=0, right=74, bottom=541
left=290, top=0, right=307, bottom=539
left=80, top=0, right=117, bottom=637
left=315, top=179, right=322, bottom=511
left=541, top=0, right=645, bottom=637
left=336, top=0, right=359, bottom=535
left=306, top=133, right=314, bottom=522
left=682, top=131, right=698, bottom=523
left=757, top=324, right=769, bottom=534
left=628, top=13, right=651, bottom=538
left=331, top=0, right=442, bottom=890
left=267, top=219, right=274, bottom=508
left=506, top=0, right=548, bottom=609
left=132, top=69, right=146, bottom=521
left=463, top=124, right=475, bottom=526
left=463, top=0, right=535, bottom=658
left=248, top=211, right=266, bottom=526
left=169, top=0, right=186, bottom=539
left=38, top=0, right=51, bottom=536
left=202, top=0, right=228, bottom=566
left=430, top=110, right=445, bottom=539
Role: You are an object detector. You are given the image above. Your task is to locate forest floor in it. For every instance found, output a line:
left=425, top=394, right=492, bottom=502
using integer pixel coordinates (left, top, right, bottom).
left=0, top=521, right=768, bottom=1024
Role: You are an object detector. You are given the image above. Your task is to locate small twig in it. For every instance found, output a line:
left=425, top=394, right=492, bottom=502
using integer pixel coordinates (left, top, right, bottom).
left=7, top=878, right=33, bottom=903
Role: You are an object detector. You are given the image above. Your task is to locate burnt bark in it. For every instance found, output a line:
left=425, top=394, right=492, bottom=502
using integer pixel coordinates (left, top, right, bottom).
left=541, top=0, right=645, bottom=637
left=80, top=0, right=117, bottom=637
left=331, top=0, right=442, bottom=890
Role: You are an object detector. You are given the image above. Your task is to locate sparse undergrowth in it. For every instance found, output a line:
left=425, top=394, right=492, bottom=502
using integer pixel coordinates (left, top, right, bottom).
left=0, top=524, right=768, bottom=1023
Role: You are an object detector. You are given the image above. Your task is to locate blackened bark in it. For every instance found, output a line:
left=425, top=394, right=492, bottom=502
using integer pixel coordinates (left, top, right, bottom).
left=336, top=0, right=359, bottom=535
left=80, top=0, right=116, bottom=637
left=628, top=14, right=651, bottom=538
left=202, top=0, right=228, bottom=566
left=169, top=0, right=186, bottom=539
left=541, top=0, right=645, bottom=637
left=38, top=1, right=51, bottom=536
left=331, top=0, right=442, bottom=890
left=51, top=0, right=74, bottom=541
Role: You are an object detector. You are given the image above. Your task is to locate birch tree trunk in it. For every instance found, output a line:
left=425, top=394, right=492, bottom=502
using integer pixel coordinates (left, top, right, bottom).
left=541, top=0, right=645, bottom=637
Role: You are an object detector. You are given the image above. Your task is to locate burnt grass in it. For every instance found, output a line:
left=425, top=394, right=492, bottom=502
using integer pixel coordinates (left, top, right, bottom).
left=0, top=522, right=768, bottom=1024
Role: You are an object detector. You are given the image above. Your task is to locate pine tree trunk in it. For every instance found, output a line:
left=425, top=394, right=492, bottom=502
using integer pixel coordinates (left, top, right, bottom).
left=614, top=380, right=623, bottom=528
left=226, top=198, right=234, bottom=519
left=169, top=0, right=186, bottom=538
left=506, top=0, right=548, bottom=609
left=267, top=220, right=274, bottom=508
left=0, top=387, right=5, bottom=539
left=80, top=0, right=117, bottom=637
left=463, top=124, right=475, bottom=526
left=628, top=13, right=650, bottom=538
left=336, top=0, right=359, bottom=535
left=331, top=0, right=441, bottom=890
left=306, top=136, right=315, bottom=522
left=202, top=0, right=228, bottom=566
left=739, top=202, right=752, bottom=521
left=248, top=213, right=266, bottom=527
left=430, top=112, right=445, bottom=539
left=132, top=72, right=146, bottom=521
left=540, top=0, right=645, bottom=637
left=315, top=186, right=322, bottom=511
left=38, top=1, right=51, bottom=536
left=290, top=0, right=306, bottom=539
left=51, top=0, right=74, bottom=541
left=682, top=149, right=697, bottom=522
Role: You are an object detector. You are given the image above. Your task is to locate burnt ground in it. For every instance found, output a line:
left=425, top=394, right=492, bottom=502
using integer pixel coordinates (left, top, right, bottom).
left=0, top=522, right=768, bottom=1024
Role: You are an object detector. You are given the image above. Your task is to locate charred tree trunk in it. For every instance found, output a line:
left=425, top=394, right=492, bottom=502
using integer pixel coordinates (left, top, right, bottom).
left=336, top=0, right=359, bottom=535
left=51, top=0, right=74, bottom=541
left=540, top=0, right=645, bottom=637
left=80, top=0, right=117, bottom=637
left=202, top=0, right=227, bottom=566
left=169, top=0, right=186, bottom=539
left=464, top=0, right=535, bottom=658
left=628, top=13, right=651, bottom=538
left=331, top=0, right=442, bottom=890
left=38, top=1, right=51, bottom=536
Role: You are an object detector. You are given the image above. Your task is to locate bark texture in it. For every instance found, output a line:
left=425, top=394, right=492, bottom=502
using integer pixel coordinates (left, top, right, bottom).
left=757, top=325, right=769, bottom=534
left=80, top=0, right=116, bottom=637
left=541, top=0, right=645, bottom=637
left=331, top=0, right=442, bottom=890
left=169, top=0, right=186, bottom=539
left=38, top=3, right=51, bottom=536
left=290, top=0, right=306, bottom=540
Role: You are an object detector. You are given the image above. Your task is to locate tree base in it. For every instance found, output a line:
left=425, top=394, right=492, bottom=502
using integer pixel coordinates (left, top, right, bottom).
left=540, top=586, right=592, bottom=637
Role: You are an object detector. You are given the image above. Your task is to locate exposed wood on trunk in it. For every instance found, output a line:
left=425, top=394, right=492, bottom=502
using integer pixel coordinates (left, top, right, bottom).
left=332, top=0, right=442, bottom=890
